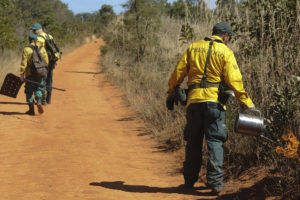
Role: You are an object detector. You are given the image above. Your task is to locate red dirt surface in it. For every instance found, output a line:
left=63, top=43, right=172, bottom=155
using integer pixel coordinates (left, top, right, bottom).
left=0, top=39, right=280, bottom=200
left=0, top=39, right=215, bottom=200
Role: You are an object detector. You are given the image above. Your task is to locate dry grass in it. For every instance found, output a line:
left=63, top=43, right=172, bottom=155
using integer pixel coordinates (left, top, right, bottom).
left=101, top=17, right=191, bottom=148
left=88, top=1, right=300, bottom=195
left=100, top=7, right=300, bottom=196
left=0, top=51, right=20, bottom=87
left=100, top=16, right=258, bottom=153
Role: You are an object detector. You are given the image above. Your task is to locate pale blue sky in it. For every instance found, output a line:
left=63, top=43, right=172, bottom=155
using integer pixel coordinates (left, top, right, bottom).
left=61, top=0, right=216, bottom=15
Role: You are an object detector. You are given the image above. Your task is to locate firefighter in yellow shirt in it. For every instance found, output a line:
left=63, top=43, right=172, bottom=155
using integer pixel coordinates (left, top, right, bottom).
left=167, top=22, right=255, bottom=193
left=20, top=34, right=49, bottom=115
left=32, top=23, right=61, bottom=105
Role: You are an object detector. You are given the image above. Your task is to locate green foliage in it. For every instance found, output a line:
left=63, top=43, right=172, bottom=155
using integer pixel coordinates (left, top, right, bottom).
left=261, top=80, right=300, bottom=196
left=168, top=0, right=186, bottom=19
left=167, top=0, right=211, bottom=23
left=266, top=80, right=300, bottom=138
left=121, top=0, right=161, bottom=61
left=15, top=0, right=90, bottom=47
left=99, top=5, right=116, bottom=26
left=214, top=0, right=300, bottom=196
left=179, top=23, right=195, bottom=45
left=100, top=43, right=110, bottom=56
left=0, top=0, right=19, bottom=51
left=0, top=0, right=97, bottom=52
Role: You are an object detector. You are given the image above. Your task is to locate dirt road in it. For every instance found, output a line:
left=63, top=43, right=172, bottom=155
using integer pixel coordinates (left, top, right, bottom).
left=0, top=39, right=220, bottom=200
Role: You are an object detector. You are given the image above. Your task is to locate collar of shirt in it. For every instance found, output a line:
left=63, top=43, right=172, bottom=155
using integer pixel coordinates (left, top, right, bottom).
left=211, top=35, right=224, bottom=43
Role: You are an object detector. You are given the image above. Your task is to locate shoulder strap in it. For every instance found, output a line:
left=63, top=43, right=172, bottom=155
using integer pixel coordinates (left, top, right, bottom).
left=37, top=35, right=46, bottom=40
left=37, top=46, right=43, bottom=53
left=27, top=42, right=38, bottom=51
left=38, top=33, right=51, bottom=41
left=29, top=41, right=44, bottom=60
left=187, top=37, right=223, bottom=75
left=202, top=38, right=215, bottom=82
left=188, top=37, right=222, bottom=89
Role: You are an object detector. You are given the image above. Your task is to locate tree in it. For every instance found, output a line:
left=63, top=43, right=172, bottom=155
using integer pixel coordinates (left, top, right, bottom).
left=98, top=4, right=116, bottom=26
left=168, top=0, right=186, bottom=19
left=0, top=0, right=19, bottom=51
left=123, top=0, right=160, bottom=61
left=0, top=0, right=100, bottom=52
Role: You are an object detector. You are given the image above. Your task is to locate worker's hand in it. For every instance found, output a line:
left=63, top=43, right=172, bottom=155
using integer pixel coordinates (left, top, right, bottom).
left=20, top=74, right=25, bottom=82
left=241, top=104, right=255, bottom=112
left=166, top=93, right=175, bottom=111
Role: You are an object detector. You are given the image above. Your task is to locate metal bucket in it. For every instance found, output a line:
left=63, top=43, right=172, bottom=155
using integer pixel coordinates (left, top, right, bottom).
left=234, top=109, right=264, bottom=136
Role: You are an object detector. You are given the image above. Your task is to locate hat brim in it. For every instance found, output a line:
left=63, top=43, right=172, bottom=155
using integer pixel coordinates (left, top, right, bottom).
left=31, top=26, right=42, bottom=30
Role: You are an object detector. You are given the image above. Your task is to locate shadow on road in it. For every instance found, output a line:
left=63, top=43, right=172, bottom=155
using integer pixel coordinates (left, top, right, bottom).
left=0, top=101, right=27, bottom=105
left=216, top=177, right=284, bottom=200
left=0, top=111, right=26, bottom=115
left=90, top=181, right=215, bottom=197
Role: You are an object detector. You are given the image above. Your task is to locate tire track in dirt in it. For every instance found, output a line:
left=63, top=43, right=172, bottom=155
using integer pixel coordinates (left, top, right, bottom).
left=0, top=39, right=217, bottom=200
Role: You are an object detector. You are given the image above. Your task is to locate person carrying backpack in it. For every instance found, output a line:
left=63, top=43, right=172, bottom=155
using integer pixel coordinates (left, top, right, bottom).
left=20, top=34, right=49, bottom=115
left=31, top=23, right=61, bottom=105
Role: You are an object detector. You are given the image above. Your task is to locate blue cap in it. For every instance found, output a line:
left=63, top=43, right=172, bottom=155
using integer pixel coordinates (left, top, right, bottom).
left=29, top=33, right=37, bottom=41
left=31, top=23, right=42, bottom=30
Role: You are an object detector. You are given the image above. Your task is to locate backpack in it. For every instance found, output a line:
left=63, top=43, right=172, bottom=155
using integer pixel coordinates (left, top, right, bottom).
left=28, top=45, right=48, bottom=78
left=38, top=34, right=61, bottom=62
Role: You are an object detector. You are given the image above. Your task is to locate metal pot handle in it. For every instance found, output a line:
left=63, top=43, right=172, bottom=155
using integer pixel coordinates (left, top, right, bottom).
left=243, top=108, right=262, bottom=117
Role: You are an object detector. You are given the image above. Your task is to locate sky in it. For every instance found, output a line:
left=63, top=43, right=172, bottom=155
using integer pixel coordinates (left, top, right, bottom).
left=61, top=0, right=216, bottom=15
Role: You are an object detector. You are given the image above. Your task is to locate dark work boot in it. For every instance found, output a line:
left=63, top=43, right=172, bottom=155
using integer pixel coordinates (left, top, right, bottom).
left=177, top=182, right=195, bottom=192
left=46, top=93, right=51, bottom=104
left=36, top=98, right=44, bottom=114
left=25, top=104, right=35, bottom=115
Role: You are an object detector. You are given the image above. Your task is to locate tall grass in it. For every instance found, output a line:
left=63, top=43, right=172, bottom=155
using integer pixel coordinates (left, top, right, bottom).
left=100, top=1, right=299, bottom=197
left=101, top=15, right=251, bottom=150
left=102, top=17, right=194, bottom=148
left=101, top=13, right=299, bottom=199
left=0, top=51, right=20, bottom=87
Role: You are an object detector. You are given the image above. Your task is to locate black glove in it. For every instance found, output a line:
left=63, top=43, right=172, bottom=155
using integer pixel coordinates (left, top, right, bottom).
left=166, top=93, right=175, bottom=110
left=175, top=86, right=187, bottom=106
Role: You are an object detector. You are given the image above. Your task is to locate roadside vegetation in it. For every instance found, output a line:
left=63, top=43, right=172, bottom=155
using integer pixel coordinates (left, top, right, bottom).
left=0, top=0, right=299, bottom=198
left=99, top=0, right=300, bottom=199
left=0, top=0, right=111, bottom=84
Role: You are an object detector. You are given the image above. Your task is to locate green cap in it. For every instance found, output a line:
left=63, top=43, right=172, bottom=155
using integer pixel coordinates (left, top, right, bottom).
left=212, top=22, right=235, bottom=35
left=31, top=23, right=42, bottom=30
left=29, top=33, right=37, bottom=41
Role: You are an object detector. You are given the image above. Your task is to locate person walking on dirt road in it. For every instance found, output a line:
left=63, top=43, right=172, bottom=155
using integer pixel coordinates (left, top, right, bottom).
left=20, top=34, right=49, bottom=115
left=32, top=23, right=61, bottom=105
left=167, top=22, right=255, bottom=193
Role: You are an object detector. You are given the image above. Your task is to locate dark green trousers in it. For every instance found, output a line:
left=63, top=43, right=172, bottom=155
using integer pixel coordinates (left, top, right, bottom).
left=184, top=102, right=227, bottom=189
left=25, top=76, right=46, bottom=104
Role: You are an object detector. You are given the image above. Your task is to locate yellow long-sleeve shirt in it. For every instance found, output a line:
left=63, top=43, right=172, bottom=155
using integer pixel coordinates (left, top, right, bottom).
left=20, top=42, right=49, bottom=77
left=168, top=35, right=253, bottom=108
left=37, top=32, right=61, bottom=61
left=37, top=32, right=54, bottom=48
